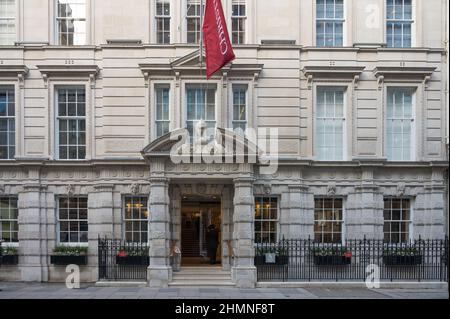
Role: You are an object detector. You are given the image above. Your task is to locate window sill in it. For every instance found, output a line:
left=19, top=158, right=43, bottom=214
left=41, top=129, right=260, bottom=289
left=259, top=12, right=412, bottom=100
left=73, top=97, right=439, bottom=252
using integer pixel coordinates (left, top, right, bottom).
left=57, top=243, right=89, bottom=247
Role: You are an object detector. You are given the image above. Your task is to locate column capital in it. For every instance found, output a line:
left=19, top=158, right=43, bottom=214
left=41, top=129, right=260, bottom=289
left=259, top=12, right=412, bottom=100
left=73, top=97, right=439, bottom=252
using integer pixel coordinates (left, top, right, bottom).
left=233, top=177, right=255, bottom=186
left=21, top=184, right=47, bottom=192
left=93, top=184, right=114, bottom=192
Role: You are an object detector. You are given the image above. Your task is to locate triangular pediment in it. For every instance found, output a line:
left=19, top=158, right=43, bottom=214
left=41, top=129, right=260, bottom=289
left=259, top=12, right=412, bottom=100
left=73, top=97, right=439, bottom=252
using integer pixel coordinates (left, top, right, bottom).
left=170, top=49, right=207, bottom=69
left=141, top=127, right=261, bottom=162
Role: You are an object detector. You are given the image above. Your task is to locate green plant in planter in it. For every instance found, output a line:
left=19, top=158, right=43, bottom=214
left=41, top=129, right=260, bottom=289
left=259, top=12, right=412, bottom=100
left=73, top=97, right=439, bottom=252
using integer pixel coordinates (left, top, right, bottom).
left=117, top=246, right=148, bottom=257
left=311, top=247, right=350, bottom=257
left=0, top=246, right=18, bottom=255
left=383, top=247, right=420, bottom=256
left=53, top=245, right=88, bottom=256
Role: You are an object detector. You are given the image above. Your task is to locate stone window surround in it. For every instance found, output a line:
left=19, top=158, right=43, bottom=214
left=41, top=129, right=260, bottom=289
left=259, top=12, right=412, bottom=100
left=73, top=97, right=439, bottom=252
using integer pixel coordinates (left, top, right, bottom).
left=0, top=84, right=16, bottom=159
left=0, top=65, right=27, bottom=159
left=0, top=195, right=18, bottom=245
left=122, top=195, right=150, bottom=243
left=385, top=86, right=416, bottom=161
left=383, top=196, right=414, bottom=243
left=152, top=82, right=172, bottom=140
left=55, top=195, right=89, bottom=246
left=254, top=196, right=279, bottom=244
left=384, top=0, right=419, bottom=48
left=49, top=0, right=92, bottom=46
left=313, top=196, right=346, bottom=244
left=36, top=64, right=99, bottom=161
left=313, top=0, right=349, bottom=47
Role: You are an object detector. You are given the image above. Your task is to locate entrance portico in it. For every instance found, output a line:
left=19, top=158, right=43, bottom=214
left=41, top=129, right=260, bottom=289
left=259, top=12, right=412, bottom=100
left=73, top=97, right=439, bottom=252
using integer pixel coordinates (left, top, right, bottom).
left=142, top=129, right=259, bottom=288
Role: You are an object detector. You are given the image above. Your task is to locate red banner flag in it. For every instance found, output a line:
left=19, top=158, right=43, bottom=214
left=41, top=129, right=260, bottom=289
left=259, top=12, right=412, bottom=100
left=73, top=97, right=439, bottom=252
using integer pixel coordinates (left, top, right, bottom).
left=202, top=0, right=235, bottom=79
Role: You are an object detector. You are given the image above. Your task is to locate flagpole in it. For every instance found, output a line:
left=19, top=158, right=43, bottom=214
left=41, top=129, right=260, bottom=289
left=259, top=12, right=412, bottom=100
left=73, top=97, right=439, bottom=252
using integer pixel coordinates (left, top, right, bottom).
left=199, top=0, right=204, bottom=69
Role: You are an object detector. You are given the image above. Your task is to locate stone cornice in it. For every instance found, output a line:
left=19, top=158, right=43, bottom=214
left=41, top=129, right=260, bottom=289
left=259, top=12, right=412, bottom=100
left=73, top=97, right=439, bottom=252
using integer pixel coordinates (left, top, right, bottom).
left=37, top=64, right=100, bottom=88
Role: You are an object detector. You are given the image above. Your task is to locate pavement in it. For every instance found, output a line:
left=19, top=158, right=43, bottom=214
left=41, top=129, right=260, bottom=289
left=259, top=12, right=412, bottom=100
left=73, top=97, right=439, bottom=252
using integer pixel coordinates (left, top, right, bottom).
left=0, top=282, right=448, bottom=299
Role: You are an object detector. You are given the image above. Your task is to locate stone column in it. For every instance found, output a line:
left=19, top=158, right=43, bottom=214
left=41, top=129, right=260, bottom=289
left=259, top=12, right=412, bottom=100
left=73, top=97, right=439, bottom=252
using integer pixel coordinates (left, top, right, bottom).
left=88, top=184, right=114, bottom=281
left=288, top=185, right=314, bottom=239
left=232, top=176, right=256, bottom=288
left=18, top=184, right=48, bottom=282
left=147, top=172, right=171, bottom=287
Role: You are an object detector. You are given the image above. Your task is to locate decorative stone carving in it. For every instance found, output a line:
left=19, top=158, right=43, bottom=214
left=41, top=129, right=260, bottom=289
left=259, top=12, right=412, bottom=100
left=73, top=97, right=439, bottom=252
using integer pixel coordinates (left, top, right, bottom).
left=396, top=183, right=406, bottom=197
left=263, top=184, right=272, bottom=195
left=66, top=184, right=75, bottom=196
left=130, top=183, right=140, bottom=195
left=0, top=184, right=5, bottom=194
left=326, top=184, right=337, bottom=196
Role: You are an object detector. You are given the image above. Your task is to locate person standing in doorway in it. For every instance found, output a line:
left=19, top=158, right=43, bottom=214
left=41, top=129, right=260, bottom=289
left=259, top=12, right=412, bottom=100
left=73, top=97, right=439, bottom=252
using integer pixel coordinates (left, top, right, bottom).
left=207, top=224, right=219, bottom=264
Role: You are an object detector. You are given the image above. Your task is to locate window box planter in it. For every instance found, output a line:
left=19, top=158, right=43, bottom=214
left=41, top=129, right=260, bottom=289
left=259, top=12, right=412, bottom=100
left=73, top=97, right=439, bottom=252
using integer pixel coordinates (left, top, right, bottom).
left=50, top=255, right=88, bottom=265
left=50, top=245, right=88, bottom=265
left=311, top=247, right=352, bottom=266
left=313, top=255, right=352, bottom=266
left=0, top=247, right=19, bottom=265
left=383, top=248, right=423, bottom=266
left=383, top=255, right=422, bottom=266
left=116, top=255, right=149, bottom=266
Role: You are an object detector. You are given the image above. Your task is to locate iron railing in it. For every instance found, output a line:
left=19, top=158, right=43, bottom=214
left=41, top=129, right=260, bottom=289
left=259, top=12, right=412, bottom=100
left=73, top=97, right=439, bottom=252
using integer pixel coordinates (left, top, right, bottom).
left=255, top=236, right=449, bottom=282
left=98, top=237, right=149, bottom=281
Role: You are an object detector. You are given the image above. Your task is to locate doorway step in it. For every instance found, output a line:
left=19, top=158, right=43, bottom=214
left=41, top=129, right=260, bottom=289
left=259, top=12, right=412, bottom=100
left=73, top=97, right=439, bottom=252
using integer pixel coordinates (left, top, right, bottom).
left=169, top=267, right=235, bottom=287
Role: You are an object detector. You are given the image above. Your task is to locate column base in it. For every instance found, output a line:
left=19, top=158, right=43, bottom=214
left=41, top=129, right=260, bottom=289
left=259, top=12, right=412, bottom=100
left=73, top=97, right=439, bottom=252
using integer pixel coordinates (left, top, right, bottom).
left=147, top=266, right=172, bottom=288
left=231, top=266, right=257, bottom=288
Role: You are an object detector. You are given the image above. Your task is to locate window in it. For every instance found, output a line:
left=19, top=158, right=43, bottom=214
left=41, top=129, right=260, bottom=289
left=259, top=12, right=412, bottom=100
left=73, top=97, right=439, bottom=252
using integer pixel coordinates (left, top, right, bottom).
left=386, top=0, right=412, bottom=48
left=232, top=0, right=246, bottom=44
left=316, top=0, right=344, bottom=47
left=315, top=87, right=345, bottom=160
left=232, top=85, right=247, bottom=133
left=383, top=198, right=411, bottom=243
left=155, top=86, right=170, bottom=138
left=0, top=197, right=18, bottom=243
left=0, top=0, right=15, bottom=45
left=56, top=0, right=86, bottom=45
left=255, top=197, right=278, bottom=244
left=156, top=0, right=170, bottom=44
left=58, top=197, right=88, bottom=244
left=186, top=0, right=202, bottom=44
left=56, top=87, right=86, bottom=160
left=386, top=88, right=414, bottom=161
left=0, top=86, right=15, bottom=159
left=186, top=86, right=216, bottom=140
left=314, top=198, right=343, bottom=243
left=123, top=196, right=149, bottom=243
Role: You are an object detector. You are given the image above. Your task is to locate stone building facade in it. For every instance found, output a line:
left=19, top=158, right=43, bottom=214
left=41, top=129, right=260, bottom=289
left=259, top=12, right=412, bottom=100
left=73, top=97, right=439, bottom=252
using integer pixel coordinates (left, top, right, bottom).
left=0, top=0, right=448, bottom=287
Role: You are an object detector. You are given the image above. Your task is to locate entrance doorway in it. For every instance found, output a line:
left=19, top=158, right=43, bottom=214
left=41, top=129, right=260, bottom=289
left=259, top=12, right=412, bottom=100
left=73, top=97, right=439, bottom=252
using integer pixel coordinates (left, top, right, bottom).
left=181, top=196, right=221, bottom=266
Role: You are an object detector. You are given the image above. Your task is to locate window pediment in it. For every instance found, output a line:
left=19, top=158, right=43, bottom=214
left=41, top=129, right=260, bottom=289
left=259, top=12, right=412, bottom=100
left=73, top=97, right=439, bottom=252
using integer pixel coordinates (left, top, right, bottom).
left=0, top=65, right=29, bottom=87
left=37, top=65, right=100, bottom=88
left=302, top=66, right=365, bottom=89
left=373, top=66, right=436, bottom=88
left=139, top=49, right=263, bottom=82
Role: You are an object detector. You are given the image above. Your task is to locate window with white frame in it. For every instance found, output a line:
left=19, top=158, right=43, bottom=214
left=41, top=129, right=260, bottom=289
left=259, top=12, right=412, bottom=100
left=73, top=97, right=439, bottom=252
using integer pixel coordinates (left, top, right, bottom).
left=255, top=197, right=278, bottom=244
left=0, top=197, right=18, bottom=243
left=383, top=198, right=411, bottom=243
left=232, top=85, right=247, bottom=134
left=315, top=87, right=345, bottom=161
left=314, top=198, right=343, bottom=243
left=0, top=0, right=15, bottom=45
left=123, top=196, right=149, bottom=243
left=232, top=0, right=246, bottom=44
left=56, top=0, right=86, bottom=45
left=186, top=85, right=216, bottom=140
left=156, top=0, right=170, bottom=44
left=186, top=0, right=202, bottom=44
left=386, top=0, right=413, bottom=48
left=56, top=87, right=86, bottom=160
left=316, top=0, right=344, bottom=47
left=386, top=88, right=414, bottom=161
left=155, top=85, right=170, bottom=138
left=57, top=197, right=88, bottom=243
left=0, top=86, right=15, bottom=159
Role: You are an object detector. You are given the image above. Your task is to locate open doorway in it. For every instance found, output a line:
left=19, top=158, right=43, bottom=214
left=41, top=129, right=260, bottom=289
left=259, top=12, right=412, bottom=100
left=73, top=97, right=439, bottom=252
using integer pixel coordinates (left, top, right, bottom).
left=181, top=196, right=221, bottom=266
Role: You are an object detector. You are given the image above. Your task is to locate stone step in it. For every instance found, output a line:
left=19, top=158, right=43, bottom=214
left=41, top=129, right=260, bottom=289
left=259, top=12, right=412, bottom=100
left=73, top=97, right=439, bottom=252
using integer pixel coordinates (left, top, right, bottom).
left=168, top=280, right=235, bottom=287
left=172, top=274, right=231, bottom=280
